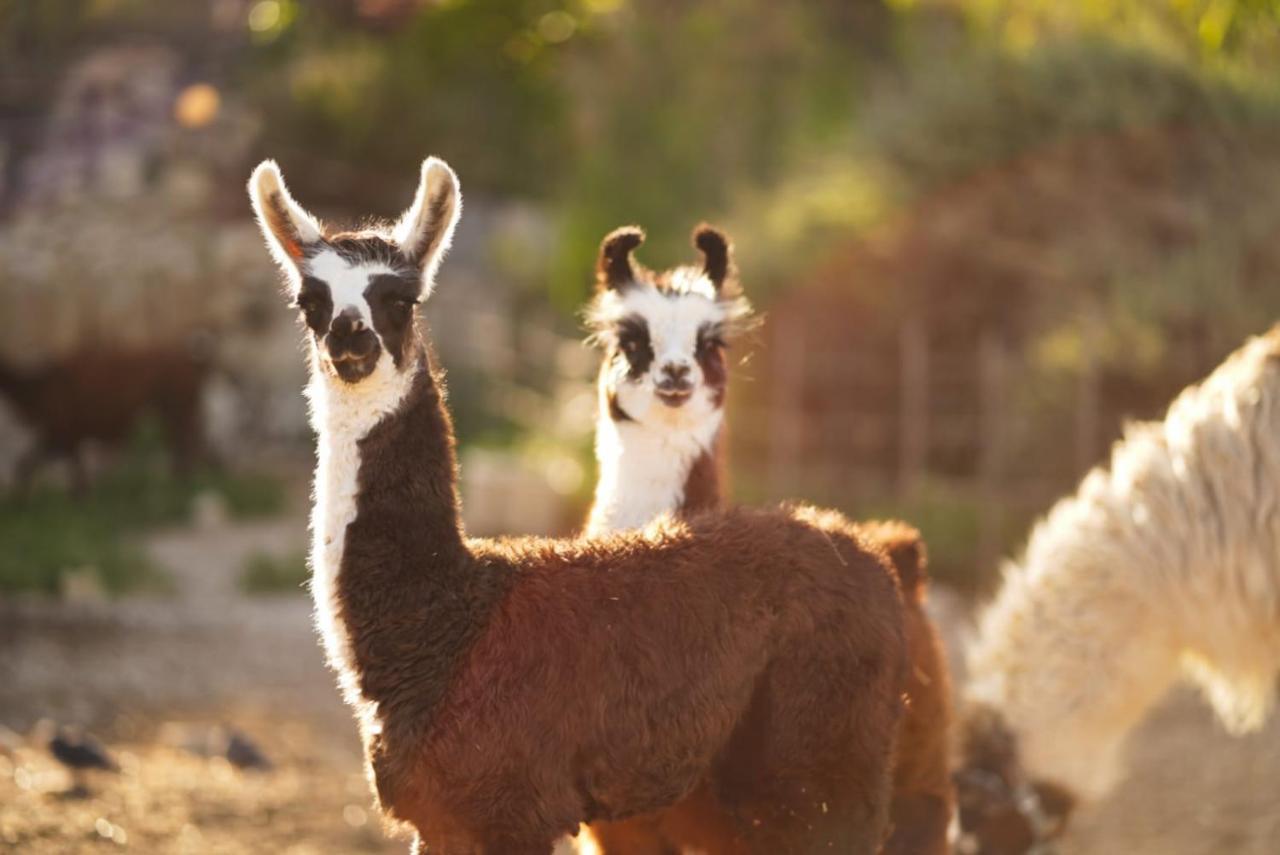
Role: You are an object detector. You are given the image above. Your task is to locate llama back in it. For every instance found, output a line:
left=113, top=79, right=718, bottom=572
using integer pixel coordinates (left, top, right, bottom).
left=967, top=326, right=1280, bottom=798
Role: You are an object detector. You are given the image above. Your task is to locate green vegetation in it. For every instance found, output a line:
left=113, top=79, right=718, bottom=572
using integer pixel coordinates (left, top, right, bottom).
left=6, top=0, right=1280, bottom=590
left=240, top=550, right=309, bottom=595
left=0, top=434, right=286, bottom=595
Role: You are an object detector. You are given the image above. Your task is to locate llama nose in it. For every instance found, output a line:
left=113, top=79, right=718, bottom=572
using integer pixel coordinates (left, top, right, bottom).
left=329, top=310, right=366, bottom=336
left=657, top=361, right=693, bottom=391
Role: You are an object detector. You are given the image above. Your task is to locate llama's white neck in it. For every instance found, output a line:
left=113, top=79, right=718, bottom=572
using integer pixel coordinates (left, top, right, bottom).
left=585, top=402, right=722, bottom=536
left=305, top=358, right=417, bottom=698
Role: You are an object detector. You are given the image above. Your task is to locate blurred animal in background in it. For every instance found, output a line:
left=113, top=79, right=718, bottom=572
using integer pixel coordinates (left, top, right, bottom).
left=0, top=342, right=213, bottom=493
left=582, top=225, right=955, bottom=855
left=223, top=726, right=273, bottom=772
left=0, top=43, right=301, bottom=493
left=33, top=720, right=119, bottom=797
left=251, top=157, right=910, bottom=854
left=956, top=325, right=1280, bottom=853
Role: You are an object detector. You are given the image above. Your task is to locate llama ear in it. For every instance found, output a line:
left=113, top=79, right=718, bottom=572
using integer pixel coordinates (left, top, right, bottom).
left=393, top=157, right=462, bottom=294
left=248, top=160, right=323, bottom=273
left=596, top=226, right=645, bottom=292
left=693, top=223, right=734, bottom=293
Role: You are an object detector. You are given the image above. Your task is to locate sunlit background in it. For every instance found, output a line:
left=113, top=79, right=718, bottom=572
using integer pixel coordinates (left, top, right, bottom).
left=2, top=1, right=1280, bottom=852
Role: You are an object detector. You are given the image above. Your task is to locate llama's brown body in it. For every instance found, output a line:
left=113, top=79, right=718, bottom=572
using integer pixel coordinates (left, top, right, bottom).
left=586, top=506, right=952, bottom=855
left=342, top=360, right=907, bottom=854
left=0, top=347, right=208, bottom=487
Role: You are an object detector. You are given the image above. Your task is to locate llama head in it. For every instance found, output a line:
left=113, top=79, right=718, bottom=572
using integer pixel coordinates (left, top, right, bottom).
left=248, top=157, right=461, bottom=385
left=585, top=224, right=753, bottom=430
left=954, top=703, right=1076, bottom=855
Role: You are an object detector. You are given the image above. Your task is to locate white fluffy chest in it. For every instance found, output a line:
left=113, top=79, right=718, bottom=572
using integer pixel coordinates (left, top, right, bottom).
left=587, top=411, right=722, bottom=536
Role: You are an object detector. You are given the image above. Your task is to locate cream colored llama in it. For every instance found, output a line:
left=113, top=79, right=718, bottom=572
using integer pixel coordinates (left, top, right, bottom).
left=965, top=327, right=1280, bottom=810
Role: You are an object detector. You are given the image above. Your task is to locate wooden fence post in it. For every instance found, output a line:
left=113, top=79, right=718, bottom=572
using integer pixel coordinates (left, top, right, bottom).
left=1076, top=313, right=1100, bottom=475
left=770, top=311, right=805, bottom=497
left=898, top=317, right=928, bottom=496
left=978, top=329, right=1008, bottom=574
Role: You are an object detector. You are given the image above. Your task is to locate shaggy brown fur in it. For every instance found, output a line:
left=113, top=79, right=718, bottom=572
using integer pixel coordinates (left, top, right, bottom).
left=254, top=160, right=914, bottom=854
left=0, top=346, right=209, bottom=491
left=584, top=227, right=954, bottom=855
left=342, top=355, right=908, bottom=854
left=589, top=512, right=952, bottom=855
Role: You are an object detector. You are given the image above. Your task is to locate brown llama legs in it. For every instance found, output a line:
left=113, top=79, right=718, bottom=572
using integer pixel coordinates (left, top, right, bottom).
left=414, top=827, right=559, bottom=855
left=591, top=783, right=748, bottom=854
left=883, top=602, right=955, bottom=855
left=589, top=813, right=678, bottom=854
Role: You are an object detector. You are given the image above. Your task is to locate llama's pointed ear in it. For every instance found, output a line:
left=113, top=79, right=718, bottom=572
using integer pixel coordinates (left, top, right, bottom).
left=596, top=226, right=645, bottom=292
left=248, top=160, right=322, bottom=272
left=693, top=223, right=734, bottom=293
left=393, top=157, right=462, bottom=293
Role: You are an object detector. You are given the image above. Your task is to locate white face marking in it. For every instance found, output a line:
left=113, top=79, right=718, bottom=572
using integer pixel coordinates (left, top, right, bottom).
left=593, top=271, right=729, bottom=432
left=306, top=249, right=396, bottom=328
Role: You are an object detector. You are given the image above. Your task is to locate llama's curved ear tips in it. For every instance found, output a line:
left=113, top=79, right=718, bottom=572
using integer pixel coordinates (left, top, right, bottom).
left=596, top=226, right=645, bottom=292
left=248, top=159, right=321, bottom=272
left=394, top=156, right=462, bottom=289
left=693, top=223, right=732, bottom=293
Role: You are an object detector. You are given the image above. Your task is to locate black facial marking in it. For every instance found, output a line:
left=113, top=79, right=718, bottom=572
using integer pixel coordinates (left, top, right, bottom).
left=607, top=390, right=634, bottom=422
left=365, top=273, right=420, bottom=368
left=296, top=276, right=333, bottom=336
left=614, top=315, right=653, bottom=380
left=696, top=322, right=728, bottom=406
left=324, top=234, right=413, bottom=273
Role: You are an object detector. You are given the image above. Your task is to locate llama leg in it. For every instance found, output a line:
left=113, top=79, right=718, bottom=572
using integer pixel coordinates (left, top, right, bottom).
left=14, top=440, right=49, bottom=496
left=654, top=783, right=751, bottom=855
left=884, top=603, right=954, bottom=855
left=884, top=793, right=951, bottom=855
left=162, top=394, right=204, bottom=477
left=589, top=814, right=676, bottom=854
left=478, top=833, right=557, bottom=855
left=68, top=445, right=91, bottom=497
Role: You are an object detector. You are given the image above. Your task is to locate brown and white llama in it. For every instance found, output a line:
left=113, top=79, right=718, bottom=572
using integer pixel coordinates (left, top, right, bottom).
left=249, top=157, right=912, bottom=854
left=579, top=225, right=956, bottom=855
left=956, top=326, right=1280, bottom=853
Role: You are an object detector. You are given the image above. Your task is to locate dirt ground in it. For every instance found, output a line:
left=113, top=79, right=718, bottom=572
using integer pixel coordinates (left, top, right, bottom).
left=0, top=516, right=402, bottom=854
left=1, top=519, right=1278, bottom=853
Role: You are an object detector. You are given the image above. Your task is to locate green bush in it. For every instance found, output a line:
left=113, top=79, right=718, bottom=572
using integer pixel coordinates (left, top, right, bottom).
left=0, top=434, right=287, bottom=595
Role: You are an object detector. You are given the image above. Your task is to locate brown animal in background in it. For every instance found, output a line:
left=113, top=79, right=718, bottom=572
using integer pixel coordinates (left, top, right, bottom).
left=582, top=226, right=954, bottom=855
left=250, top=156, right=911, bottom=854
left=0, top=346, right=209, bottom=492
